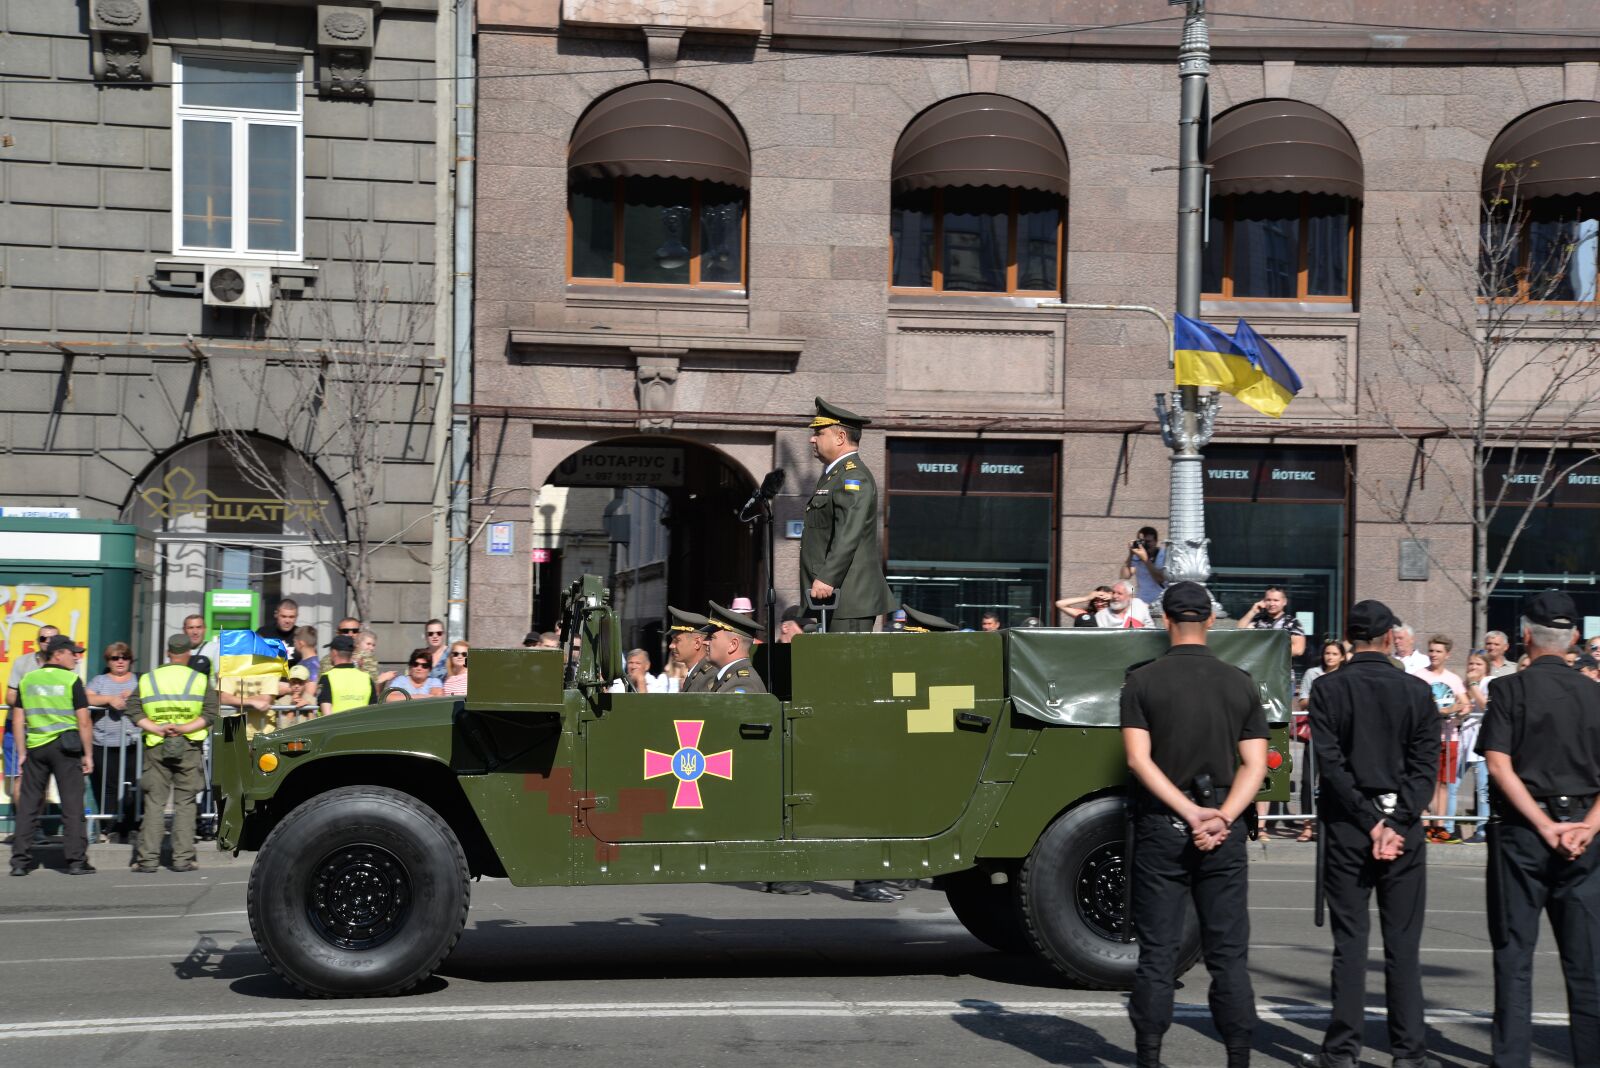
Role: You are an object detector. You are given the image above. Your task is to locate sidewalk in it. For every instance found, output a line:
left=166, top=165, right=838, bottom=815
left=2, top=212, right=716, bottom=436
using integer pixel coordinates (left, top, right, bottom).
left=7, top=835, right=255, bottom=872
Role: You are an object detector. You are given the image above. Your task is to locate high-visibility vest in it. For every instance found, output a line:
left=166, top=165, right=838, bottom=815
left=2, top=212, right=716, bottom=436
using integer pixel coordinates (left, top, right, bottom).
left=19, top=665, right=80, bottom=749
left=322, top=665, right=374, bottom=715
left=136, top=663, right=208, bottom=746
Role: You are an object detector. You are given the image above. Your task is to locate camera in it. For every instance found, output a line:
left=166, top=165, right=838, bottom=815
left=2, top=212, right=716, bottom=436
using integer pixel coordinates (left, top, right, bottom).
left=1130, top=539, right=1143, bottom=551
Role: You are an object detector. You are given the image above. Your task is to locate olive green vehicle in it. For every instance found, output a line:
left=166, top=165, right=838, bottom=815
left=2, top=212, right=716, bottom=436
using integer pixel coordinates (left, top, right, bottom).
left=215, top=576, right=1292, bottom=998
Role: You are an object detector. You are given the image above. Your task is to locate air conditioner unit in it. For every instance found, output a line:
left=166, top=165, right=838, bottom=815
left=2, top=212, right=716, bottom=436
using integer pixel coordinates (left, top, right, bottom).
left=203, top=264, right=273, bottom=308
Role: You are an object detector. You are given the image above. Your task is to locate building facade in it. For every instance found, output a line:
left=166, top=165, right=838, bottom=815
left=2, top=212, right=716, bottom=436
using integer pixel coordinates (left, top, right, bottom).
left=459, top=1, right=1600, bottom=662
left=0, top=0, right=458, bottom=664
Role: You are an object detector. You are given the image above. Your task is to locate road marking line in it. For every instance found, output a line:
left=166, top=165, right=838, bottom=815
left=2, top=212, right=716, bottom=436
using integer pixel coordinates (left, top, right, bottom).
left=0, top=953, right=212, bottom=966
left=0, top=909, right=246, bottom=925
left=0, top=1001, right=1569, bottom=1040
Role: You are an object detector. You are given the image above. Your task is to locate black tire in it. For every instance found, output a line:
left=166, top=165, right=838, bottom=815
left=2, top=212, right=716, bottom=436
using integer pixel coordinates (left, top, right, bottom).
left=247, top=786, right=471, bottom=997
left=943, top=867, right=1029, bottom=954
left=1018, top=796, right=1201, bottom=990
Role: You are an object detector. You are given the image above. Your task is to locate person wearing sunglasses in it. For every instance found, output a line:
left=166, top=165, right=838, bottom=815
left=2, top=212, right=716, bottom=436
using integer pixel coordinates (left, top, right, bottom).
left=388, top=647, right=444, bottom=700
left=86, top=642, right=141, bottom=842
left=442, top=642, right=470, bottom=696
left=422, top=619, right=449, bottom=680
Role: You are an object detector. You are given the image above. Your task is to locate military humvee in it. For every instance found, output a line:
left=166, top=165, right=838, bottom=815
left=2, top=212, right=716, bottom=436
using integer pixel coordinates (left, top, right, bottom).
left=216, top=576, right=1291, bottom=998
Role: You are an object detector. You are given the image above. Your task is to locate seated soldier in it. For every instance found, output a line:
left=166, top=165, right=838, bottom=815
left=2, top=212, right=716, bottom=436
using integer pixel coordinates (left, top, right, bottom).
left=703, top=601, right=767, bottom=694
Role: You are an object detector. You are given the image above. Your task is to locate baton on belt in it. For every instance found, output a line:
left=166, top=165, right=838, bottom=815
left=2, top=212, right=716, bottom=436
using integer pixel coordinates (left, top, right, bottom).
left=1311, top=742, right=1326, bottom=927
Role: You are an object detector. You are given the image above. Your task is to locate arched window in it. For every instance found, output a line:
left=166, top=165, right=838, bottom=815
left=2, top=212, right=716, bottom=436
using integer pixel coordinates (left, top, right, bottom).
left=567, top=83, right=750, bottom=289
left=1201, top=100, right=1362, bottom=303
left=1481, top=102, right=1600, bottom=303
left=889, top=94, right=1069, bottom=296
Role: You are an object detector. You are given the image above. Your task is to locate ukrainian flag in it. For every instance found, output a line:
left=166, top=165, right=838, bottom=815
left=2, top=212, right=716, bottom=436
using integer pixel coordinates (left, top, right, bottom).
left=1172, top=314, right=1302, bottom=419
left=218, top=630, right=289, bottom=678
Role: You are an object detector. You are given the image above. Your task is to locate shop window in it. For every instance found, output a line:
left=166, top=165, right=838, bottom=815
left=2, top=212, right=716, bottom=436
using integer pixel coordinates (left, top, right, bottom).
left=172, top=53, right=302, bottom=260
left=1201, top=193, right=1355, bottom=301
left=890, top=188, right=1063, bottom=295
left=1480, top=198, right=1600, bottom=303
left=568, top=176, right=746, bottom=288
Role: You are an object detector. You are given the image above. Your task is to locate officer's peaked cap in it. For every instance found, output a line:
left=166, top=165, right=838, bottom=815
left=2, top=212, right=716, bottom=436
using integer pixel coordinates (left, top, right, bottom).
left=668, top=606, right=711, bottom=634
left=900, top=604, right=959, bottom=633
left=808, top=397, right=870, bottom=432
left=705, top=601, right=765, bottom=641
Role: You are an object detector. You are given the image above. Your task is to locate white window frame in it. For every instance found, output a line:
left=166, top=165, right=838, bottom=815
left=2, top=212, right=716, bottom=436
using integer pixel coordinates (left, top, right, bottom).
left=171, top=51, right=305, bottom=262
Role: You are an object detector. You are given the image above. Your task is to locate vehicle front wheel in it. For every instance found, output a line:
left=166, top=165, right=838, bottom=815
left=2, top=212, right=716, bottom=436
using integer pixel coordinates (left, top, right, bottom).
left=248, top=786, right=471, bottom=997
left=1018, top=796, right=1201, bottom=989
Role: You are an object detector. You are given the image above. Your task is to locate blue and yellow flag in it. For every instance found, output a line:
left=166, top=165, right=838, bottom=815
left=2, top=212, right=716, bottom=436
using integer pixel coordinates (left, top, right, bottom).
left=1172, top=314, right=1302, bottom=418
left=218, top=630, right=289, bottom=678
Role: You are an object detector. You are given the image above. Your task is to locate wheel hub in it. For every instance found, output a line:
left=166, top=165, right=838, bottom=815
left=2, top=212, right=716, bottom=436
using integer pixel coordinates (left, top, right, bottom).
left=1074, top=841, right=1128, bottom=941
left=308, top=844, right=412, bottom=950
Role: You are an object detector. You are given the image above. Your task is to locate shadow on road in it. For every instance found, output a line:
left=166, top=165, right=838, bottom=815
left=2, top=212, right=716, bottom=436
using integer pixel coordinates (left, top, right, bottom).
left=952, top=999, right=1130, bottom=1066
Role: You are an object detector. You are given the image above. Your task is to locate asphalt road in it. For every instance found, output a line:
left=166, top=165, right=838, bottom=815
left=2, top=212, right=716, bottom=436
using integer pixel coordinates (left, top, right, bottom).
left=0, top=841, right=1577, bottom=1067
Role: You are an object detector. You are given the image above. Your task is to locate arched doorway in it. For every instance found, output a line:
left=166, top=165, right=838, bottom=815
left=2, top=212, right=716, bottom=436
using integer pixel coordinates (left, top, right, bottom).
left=121, top=435, right=345, bottom=661
left=533, top=435, right=759, bottom=662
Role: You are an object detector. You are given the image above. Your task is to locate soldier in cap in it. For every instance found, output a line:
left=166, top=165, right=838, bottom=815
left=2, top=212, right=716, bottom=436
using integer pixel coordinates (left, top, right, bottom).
left=703, top=602, right=767, bottom=695
left=1302, top=599, right=1441, bottom=1068
left=666, top=607, right=715, bottom=694
left=10, top=635, right=94, bottom=876
left=1479, top=589, right=1600, bottom=1067
left=1121, top=581, right=1268, bottom=1068
left=898, top=605, right=959, bottom=633
left=801, top=397, right=896, bottom=633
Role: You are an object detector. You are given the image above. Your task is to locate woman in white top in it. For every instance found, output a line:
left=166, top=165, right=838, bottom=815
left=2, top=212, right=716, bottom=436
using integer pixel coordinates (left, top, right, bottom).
left=442, top=641, right=469, bottom=696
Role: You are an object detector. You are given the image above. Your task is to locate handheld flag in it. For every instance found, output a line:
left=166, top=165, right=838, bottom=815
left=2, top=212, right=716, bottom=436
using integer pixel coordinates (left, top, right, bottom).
left=1172, top=314, right=1301, bottom=418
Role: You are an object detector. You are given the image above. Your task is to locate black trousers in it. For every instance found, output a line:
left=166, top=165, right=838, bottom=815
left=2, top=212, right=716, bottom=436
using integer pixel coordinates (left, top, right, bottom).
left=90, top=742, right=139, bottom=835
left=1319, top=815, right=1428, bottom=1061
left=1488, top=820, right=1600, bottom=1067
left=1129, top=811, right=1256, bottom=1045
left=826, top=616, right=876, bottom=633
left=10, top=738, right=87, bottom=865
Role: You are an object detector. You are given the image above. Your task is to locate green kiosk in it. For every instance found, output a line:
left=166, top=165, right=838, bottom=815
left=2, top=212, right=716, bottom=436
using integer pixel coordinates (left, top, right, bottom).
left=0, top=517, right=155, bottom=828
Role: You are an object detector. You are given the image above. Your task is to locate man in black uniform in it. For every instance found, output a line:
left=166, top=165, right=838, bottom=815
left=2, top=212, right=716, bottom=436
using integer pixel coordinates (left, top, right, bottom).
left=1120, top=581, right=1268, bottom=1068
left=799, top=398, right=896, bottom=633
left=1302, top=600, right=1441, bottom=1068
left=703, top=602, right=767, bottom=694
left=1479, top=589, right=1600, bottom=1068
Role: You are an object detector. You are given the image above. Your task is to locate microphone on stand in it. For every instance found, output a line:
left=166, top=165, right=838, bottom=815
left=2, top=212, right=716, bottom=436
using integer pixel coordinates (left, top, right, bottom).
left=739, top=469, right=786, bottom=522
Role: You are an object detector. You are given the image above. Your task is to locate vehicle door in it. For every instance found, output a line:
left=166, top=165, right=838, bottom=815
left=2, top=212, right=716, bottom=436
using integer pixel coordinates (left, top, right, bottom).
left=787, top=632, right=1006, bottom=839
left=582, top=690, right=783, bottom=843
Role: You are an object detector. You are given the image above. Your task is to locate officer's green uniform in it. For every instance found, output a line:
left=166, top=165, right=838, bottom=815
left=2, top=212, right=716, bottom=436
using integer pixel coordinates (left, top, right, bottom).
left=667, top=607, right=715, bottom=694
left=10, top=661, right=91, bottom=873
left=800, top=398, right=895, bottom=633
left=704, top=602, right=768, bottom=694
left=129, top=662, right=218, bottom=871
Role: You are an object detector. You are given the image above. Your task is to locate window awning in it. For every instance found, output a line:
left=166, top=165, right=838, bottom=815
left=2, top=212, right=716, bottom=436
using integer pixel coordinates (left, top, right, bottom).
left=891, top=94, right=1069, bottom=197
left=1484, top=102, right=1600, bottom=199
left=568, top=82, right=750, bottom=189
left=1207, top=99, right=1363, bottom=200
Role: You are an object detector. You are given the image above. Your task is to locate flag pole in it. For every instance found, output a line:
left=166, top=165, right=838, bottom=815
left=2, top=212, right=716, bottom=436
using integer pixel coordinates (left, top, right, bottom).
left=1160, top=0, right=1217, bottom=591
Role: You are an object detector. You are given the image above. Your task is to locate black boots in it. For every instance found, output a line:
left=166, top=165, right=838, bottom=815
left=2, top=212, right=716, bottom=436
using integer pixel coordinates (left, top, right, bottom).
left=1135, top=1035, right=1165, bottom=1068
left=1226, top=1045, right=1251, bottom=1068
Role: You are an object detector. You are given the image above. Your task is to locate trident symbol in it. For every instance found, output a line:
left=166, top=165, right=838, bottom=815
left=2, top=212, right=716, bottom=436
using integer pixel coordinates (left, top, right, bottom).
left=643, top=720, right=733, bottom=809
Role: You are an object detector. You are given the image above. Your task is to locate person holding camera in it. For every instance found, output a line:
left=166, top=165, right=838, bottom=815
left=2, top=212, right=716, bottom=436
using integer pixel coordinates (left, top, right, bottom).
left=1122, top=526, right=1168, bottom=610
left=10, top=635, right=95, bottom=876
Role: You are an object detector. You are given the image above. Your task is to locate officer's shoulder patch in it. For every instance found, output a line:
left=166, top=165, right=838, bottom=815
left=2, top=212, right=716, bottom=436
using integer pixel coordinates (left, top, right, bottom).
left=732, top=687, right=747, bottom=694
left=842, top=479, right=861, bottom=491
left=736, top=669, right=750, bottom=677
left=844, top=460, right=858, bottom=470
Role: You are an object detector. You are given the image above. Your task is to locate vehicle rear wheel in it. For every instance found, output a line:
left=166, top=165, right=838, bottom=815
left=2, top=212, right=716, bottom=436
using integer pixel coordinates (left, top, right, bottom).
left=942, top=867, right=1028, bottom=954
left=1018, top=796, right=1201, bottom=990
left=248, top=786, right=471, bottom=997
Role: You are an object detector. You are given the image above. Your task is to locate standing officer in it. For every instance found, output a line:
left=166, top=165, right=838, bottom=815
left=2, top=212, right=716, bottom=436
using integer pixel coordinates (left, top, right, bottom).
left=1120, top=581, right=1268, bottom=1068
left=1302, top=600, right=1441, bottom=1068
left=703, top=602, right=767, bottom=694
left=1479, top=590, right=1600, bottom=1067
left=319, top=634, right=379, bottom=715
left=667, top=607, right=715, bottom=694
left=10, top=635, right=95, bottom=876
left=800, top=398, right=895, bottom=632
left=127, top=634, right=221, bottom=873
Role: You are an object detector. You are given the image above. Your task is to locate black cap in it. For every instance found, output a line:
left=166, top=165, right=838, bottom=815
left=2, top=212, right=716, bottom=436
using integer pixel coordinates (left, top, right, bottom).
left=1346, top=599, right=1398, bottom=641
left=327, top=634, right=356, bottom=653
left=808, top=397, right=869, bottom=433
left=705, top=601, right=765, bottom=641
left=1161, top=581, right=1212, bottom=623
left=899, top=604, right=958, bottom=633
left=166, top=633, right=194, bottom=654
left=780, top=605, right=809, bottom=624
left=1525, top=589, right=1578, bottom=629
left=668, top=606, right=711, bottom=634
left=523, top=631, right=540, bottom=646
left=42, top=635, right=84, bottom=656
